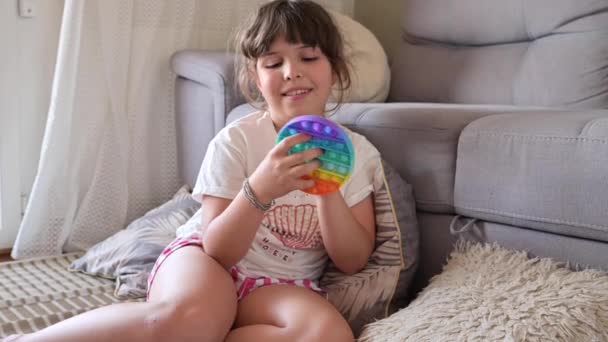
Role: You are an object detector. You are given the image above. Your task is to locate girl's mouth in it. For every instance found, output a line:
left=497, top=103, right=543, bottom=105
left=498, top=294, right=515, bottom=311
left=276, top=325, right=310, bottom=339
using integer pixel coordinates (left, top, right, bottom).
left=282, top=88, right=312, bottom=99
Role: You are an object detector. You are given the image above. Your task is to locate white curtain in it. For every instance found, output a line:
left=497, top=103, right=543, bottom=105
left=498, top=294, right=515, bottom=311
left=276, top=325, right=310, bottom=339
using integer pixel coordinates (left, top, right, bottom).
left=11, top=0, right=353, bottom=259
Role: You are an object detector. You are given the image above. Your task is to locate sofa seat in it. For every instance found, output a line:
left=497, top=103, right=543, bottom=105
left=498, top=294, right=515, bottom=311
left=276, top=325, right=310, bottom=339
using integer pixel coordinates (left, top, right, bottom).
left=455, top=111, right=608, bottom=242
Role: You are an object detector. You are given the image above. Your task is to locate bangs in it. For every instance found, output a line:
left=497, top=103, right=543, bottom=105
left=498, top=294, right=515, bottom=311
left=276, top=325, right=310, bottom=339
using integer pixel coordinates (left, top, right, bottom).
left=240, top=1, right=339, bottom=60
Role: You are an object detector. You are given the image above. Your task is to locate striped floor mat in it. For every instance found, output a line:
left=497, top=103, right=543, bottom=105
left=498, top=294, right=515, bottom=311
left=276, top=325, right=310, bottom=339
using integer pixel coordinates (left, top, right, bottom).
left=0, top=253, right=140, bottom=337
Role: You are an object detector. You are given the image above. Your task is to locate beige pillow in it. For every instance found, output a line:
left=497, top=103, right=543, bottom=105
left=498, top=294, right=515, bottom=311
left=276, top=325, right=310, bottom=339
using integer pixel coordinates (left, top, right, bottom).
left=329, top=10, right=391, bottom=103
left=359, top=242, right=608, bottom=341
left=321, top=160, right=418, bottom=337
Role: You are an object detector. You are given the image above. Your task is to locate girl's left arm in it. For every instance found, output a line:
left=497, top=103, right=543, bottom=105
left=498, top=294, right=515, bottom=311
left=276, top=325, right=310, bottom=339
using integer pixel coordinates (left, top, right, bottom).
left=316, top=191, right=375, bottom=275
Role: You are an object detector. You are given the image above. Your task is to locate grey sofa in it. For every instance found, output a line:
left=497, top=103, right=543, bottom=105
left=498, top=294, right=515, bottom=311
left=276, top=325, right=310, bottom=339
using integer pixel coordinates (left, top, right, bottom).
left=171, top=0, right=608, bottom=310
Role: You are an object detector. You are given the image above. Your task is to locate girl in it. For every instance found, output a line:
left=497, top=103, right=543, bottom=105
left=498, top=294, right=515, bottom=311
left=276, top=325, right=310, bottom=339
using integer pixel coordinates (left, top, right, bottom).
left=12, top=1, right=380, bottom=341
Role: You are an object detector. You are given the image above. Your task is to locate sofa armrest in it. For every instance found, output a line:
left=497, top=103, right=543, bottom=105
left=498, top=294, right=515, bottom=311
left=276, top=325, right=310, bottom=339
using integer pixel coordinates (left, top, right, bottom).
left=171, top=50, right=245, bottom=186
left=171, top=50, right=245, bottom=131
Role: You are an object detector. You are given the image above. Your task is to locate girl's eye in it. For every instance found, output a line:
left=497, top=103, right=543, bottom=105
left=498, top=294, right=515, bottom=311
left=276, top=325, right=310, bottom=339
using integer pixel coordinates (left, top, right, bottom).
left=264, top=62, right=281, bottom=69
left=302, top=57, right=319, bottom=62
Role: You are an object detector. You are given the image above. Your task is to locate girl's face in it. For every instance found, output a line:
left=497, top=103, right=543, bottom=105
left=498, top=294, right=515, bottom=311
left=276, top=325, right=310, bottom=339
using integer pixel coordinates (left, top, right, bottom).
left=254, top=36, right=336, bottom=129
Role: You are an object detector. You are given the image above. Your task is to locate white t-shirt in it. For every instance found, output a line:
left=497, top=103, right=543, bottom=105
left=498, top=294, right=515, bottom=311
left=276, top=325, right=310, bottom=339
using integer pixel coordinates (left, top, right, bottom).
left=179, top=111, right=381, bottom=283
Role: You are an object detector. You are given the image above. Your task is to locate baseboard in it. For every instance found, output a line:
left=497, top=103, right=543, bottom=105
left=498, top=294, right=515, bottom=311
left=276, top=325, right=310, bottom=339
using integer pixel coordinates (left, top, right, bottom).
left=0, top=248, right=13, bottom=262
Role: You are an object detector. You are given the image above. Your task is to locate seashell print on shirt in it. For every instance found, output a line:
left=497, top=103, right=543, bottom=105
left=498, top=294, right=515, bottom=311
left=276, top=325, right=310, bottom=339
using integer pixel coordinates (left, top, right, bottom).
left=262, top=204, right=323, bottom=250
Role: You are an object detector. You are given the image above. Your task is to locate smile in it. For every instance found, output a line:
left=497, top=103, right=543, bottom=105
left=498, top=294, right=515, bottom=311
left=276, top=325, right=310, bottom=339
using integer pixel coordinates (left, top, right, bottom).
left=282, top=88, right=312, bottom=96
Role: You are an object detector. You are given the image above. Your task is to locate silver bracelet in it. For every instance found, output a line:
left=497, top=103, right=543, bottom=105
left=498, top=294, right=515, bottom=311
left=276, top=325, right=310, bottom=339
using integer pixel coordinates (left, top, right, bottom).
left=243, top=178, right=274, bottom=212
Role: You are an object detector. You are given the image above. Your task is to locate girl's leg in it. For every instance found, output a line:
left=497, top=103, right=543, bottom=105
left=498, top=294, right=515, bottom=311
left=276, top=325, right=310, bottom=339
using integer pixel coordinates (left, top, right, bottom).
left=15, top=246, right=237, bottom=342
left=225, top=284, right=354, bottom=342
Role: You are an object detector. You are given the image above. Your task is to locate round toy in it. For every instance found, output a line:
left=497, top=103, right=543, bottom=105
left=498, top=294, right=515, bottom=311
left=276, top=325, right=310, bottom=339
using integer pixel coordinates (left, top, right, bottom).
left=276, top=115, right=354, bottom=195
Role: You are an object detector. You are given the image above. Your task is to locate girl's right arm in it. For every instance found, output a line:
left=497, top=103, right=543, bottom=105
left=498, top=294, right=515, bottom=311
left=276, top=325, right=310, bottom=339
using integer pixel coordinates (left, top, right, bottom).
left=200, top=133, right=322, bottom=270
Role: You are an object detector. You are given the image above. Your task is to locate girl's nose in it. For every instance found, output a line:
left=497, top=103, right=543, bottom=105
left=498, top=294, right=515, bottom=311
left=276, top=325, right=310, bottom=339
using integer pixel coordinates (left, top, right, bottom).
left=284, top=63, right=302, bottom=80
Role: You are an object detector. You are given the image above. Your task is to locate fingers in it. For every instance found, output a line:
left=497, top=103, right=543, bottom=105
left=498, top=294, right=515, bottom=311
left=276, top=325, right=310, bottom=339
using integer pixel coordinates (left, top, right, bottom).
left=270, top=133, right=325, bottom=192
left=283, top=147, right=323, bottom=166
left=289, top=159, right=321, bottom=178
left=274, top=133, right=311, bottom=155
left=295, top=178, right=316, bottom=190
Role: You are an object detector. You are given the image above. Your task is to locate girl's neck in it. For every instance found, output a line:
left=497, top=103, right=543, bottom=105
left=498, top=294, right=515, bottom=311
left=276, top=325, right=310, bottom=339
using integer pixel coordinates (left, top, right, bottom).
left=269, top=112, right=285, bottom=133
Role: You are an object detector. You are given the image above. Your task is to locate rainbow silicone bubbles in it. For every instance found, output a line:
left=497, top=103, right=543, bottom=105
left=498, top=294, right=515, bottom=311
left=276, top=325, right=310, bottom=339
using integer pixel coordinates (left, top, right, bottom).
left=276, top=115, right=354, bottom=195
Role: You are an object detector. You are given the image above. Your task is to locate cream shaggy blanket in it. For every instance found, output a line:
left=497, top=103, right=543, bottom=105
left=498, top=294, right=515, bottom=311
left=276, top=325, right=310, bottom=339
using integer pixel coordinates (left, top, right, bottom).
left=358, top=242, right=608, bottom=342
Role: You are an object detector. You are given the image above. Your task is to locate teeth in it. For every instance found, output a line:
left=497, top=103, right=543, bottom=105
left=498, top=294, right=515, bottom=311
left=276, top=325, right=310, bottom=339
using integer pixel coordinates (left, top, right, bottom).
left=285, top=89, right=310, bottom=96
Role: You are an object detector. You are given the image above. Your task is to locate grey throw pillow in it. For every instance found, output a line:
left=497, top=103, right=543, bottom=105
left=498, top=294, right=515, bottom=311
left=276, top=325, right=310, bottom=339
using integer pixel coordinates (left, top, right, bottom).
left=69, top=185, right=200, bottom=299
left=320, top=160, right=419, bottom=336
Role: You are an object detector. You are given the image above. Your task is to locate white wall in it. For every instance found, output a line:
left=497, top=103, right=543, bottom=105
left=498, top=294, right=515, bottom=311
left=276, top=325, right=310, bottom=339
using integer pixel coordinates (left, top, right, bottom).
left=0, top=0, right=64, bottom=249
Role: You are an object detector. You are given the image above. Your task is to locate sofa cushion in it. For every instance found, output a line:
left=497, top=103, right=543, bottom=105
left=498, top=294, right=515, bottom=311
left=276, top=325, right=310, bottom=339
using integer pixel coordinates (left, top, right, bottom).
left=320, top=160, right=418, bottom=336
left=390, top=0, right=608, bottom=109
left=454, top=111, right=608, bottom=242
left=358, top=242, right=608, bottom=341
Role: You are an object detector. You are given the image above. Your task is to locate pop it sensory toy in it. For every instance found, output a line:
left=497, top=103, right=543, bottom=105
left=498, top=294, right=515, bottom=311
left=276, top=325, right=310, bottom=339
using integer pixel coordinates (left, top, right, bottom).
left=276, top=115, right=354, bottom=194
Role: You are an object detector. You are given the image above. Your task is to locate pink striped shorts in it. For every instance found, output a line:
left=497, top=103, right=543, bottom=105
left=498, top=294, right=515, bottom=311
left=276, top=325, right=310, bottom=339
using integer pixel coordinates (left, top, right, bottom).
left=147, top=234, right=323, bottom=301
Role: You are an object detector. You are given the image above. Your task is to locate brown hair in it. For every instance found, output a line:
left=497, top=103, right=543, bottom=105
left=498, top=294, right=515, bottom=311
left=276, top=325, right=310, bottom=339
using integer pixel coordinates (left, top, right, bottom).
left=234, top=0, right=351, bottom=111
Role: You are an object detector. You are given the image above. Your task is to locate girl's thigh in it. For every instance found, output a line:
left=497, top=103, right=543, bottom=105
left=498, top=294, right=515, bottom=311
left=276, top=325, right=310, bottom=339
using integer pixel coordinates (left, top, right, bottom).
left=234, top=284, right=354, bottom=341
left=147, top=245, right=237, bottom=331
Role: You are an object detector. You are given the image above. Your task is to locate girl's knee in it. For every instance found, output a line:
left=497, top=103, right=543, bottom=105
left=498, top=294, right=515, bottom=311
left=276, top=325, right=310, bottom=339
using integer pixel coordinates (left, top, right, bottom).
left=146, top=246, right=238, bottom=340
left=303, top=313, right=354, bottom=342
left=146, top=299, right=236, bottom=342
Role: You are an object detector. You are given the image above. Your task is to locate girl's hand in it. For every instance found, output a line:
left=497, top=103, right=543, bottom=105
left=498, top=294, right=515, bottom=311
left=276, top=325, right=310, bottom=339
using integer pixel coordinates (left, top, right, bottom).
left=248, top=133, right=322, bottom=203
